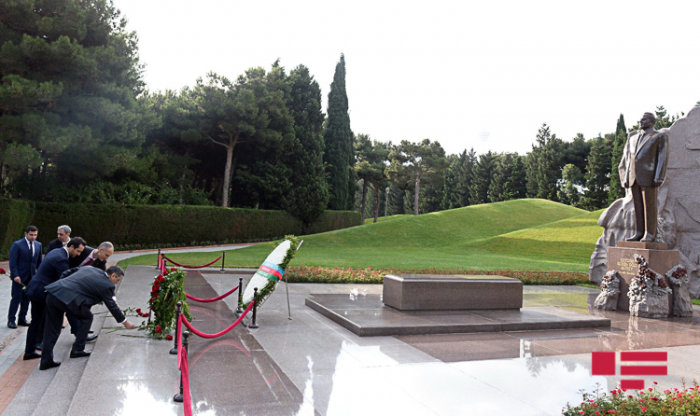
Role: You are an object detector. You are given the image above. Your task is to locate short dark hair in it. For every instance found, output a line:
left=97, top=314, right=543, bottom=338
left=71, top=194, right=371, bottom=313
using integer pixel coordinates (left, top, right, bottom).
left=106, top=265, right=124, bottom=277
left=67, top=237, right=87, bottom=248
left=25, top=225, right=38, bottom=233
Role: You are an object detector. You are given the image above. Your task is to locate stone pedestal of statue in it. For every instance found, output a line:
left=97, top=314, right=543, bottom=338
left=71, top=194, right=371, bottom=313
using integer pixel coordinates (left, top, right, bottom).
left=607, top=241, right=678, bottom=313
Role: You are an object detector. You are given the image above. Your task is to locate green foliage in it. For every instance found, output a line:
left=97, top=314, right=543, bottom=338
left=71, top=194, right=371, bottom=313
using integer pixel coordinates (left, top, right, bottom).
left=284, top=65, right=328, bottom=224
left=387, top=139, right=447, bottom=215
left=608, top=114, right=628, bottom=202
left=563, top=382, right=700, bottom=415
left=581, top=135, right=613, bottom=210
left=354, top=134, right=390, bottom=223
left=324, top=54, right=354, bottom=210
left=0, top=198, right=35, bottom=259
left=469, top=151, right=497, bottom=205
left=557, top=164, right=584, bottom=206
left=144, top=268, right=191, bottom=338
left=0, top=0, right=147, bottom=189
left=29, top=202, right=360, bottom=249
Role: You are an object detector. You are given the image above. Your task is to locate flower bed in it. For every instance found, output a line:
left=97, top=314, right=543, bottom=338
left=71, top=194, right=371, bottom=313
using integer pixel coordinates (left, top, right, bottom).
left=285, top=266, right=588, bottom=285
left=563, top=382, right=700, bottom=415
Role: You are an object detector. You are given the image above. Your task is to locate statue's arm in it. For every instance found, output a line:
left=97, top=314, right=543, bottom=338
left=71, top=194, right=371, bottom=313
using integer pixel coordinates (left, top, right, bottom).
left=653, top=132, right=669, bottom=187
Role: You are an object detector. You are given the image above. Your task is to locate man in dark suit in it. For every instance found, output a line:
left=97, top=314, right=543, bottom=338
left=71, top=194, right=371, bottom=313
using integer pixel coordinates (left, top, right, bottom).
left=618, top=112, right=669, bottom=242
left=40, top=265, right=135, bottom=370
left=69, top=241, right=114, bottom=271
left=7, top=226, right=42, bottom=328
left=23, top=238, right=86, bottom=360
left=45, top=225, right=71, bottom=255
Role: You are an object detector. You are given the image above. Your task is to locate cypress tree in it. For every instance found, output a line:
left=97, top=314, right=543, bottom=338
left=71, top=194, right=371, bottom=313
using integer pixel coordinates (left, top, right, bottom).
left=469, top=151, right=496, bottom=205
left=323, top=54, right=353, bottom=210
left=503, top=155, right=527, bottom=200
left=285, top=65, right=329, bottom=224
left=608, top=114, right=627, bottom=202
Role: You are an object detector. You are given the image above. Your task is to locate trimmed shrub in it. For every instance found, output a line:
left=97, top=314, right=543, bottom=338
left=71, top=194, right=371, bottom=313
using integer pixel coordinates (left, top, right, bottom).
left=0, top=199, right=36, bottom=260
left=29, top=202, right=359, bottom=250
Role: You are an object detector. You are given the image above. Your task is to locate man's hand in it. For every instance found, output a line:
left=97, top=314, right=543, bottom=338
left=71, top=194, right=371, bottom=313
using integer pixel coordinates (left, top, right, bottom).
left=13, top=277, right=21, bottom=284
left=123, top=321, right=135, bottom=330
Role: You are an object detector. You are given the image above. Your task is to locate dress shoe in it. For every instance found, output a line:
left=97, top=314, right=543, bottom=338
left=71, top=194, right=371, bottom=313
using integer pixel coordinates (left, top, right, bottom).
left=35, top=343, right=42, bottom=351
left=7, top=321, right=17, bottom=329
left=69, top=350, right=92, bottom=358
left=89, top=330, right=94, bottom=334
left=17, top=320, right=30, bottom=327
left=626, top=233, right=644, bottom=242
left=86, top=334, right=98, bottom=342
left=640, top=233, right=656, bottom=243
left=23, top=352, right=41, bottom=360
left=39, top=361, right=61, bottom=370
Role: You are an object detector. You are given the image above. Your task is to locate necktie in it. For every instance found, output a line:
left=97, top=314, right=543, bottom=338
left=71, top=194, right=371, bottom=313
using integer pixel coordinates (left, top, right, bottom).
left=86, top=257, right=94, bottom=266
left=30, top=241, right=34, bottom=258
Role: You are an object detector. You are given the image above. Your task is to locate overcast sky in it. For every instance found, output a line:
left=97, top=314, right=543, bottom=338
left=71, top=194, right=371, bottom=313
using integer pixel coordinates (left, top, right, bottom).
left=114, top=0, right=700, bottom=156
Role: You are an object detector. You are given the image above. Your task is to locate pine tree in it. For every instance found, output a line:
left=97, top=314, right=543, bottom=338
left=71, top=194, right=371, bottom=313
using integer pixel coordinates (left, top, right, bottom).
left=323, top=54, right=353, bottom=210
left=285, top=65, right=328, bottom=224
left=489, top=153, right=516, bottom=202
left=557, top=164, right=584, bottom=206
left=469, top=151, right=497, bottom=205
left=581, top=135, right=613, bottom=210
left=608, top=114, right=627, bottom=202
left=0, top=0, right=147, bottom=195
left=503, top=155, right=527, bottom=200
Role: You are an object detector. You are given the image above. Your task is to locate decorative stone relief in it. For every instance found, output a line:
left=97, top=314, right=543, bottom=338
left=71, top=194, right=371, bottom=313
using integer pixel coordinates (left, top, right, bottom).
left=593, top=270, right=621, bottom=310
left=628, top=255, right=671, bottom=318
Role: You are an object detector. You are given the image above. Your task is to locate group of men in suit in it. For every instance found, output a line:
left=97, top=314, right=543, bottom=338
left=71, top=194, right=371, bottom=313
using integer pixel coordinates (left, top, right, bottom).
left=7, top=225, right=135, bottom=371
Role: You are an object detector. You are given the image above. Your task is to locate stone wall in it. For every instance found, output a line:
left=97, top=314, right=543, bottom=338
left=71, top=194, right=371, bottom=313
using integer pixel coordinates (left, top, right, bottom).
left=590, top=107, right=700, bottom=297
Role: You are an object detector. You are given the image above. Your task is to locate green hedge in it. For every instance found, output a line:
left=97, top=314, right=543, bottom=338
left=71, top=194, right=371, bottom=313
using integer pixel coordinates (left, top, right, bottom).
left=0, top=200, right=360, bottom=257
left=0, top=198, right=36, bottom=259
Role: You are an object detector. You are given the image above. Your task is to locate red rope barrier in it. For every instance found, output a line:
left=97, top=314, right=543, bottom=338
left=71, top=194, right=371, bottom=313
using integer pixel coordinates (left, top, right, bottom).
left=163, top=255, right=222, bottom=269
left=185, top=285, right=238, bottom=303
left=180, top=301, right=254, bottom=339
left=179, top=347, right=192, bottom=416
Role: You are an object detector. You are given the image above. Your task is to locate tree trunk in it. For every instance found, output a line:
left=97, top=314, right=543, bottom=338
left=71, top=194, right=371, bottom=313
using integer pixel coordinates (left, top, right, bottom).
left=220, top=132, right=239, bottom=208
left=360, top=180, right=368, bottom=224
left=373, top=185, right=380, bottom=223
left=414, top=171, right=421, bottom=216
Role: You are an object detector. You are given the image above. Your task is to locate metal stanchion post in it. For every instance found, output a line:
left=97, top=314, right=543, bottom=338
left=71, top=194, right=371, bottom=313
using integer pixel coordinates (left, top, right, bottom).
left=156, top=249, right=161, bottom=269
left=220, top=251, right=225, bottom=273
left=236, top=278, right=243, bottom=314
left=249, top=288, right=259, bottom=329
left=173, top=331, right=189, bottom=403
left=169, top=302, right=181, bottom=355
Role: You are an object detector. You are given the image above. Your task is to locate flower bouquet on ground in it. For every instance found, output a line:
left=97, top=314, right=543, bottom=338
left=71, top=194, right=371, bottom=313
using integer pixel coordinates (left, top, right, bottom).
left=143, top=267, right=192, bottom=339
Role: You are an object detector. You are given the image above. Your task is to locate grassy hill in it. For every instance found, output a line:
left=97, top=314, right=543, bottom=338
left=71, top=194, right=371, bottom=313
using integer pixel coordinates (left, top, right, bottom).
left=119, top=199, right=602, bottom=273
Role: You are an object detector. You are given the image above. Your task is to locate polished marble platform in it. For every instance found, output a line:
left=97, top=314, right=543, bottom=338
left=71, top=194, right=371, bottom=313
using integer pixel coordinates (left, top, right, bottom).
left=305, top=294, right=611, bottom=336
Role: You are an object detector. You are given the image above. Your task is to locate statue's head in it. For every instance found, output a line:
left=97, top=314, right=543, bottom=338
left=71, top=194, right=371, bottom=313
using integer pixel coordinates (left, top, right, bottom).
left=640, top=112, right=656, bottom=129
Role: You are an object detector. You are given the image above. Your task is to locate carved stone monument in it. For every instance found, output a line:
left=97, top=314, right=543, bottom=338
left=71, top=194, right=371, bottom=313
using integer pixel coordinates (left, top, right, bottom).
left=590, top=107, right=700, bottom=299
left=628, top=255, right=671, bottom=318
left=666, top=265, right=693, bottom=317
left=593, top=270, right=621, bottom=310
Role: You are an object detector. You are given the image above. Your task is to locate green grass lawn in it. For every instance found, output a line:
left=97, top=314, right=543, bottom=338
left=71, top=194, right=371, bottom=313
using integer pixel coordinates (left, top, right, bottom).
left=119, top=199, right=602, bottom=273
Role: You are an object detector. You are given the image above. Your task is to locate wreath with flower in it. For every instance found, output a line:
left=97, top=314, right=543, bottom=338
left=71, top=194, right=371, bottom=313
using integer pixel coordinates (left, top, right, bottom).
left=142, top=267, right=192, bottom=339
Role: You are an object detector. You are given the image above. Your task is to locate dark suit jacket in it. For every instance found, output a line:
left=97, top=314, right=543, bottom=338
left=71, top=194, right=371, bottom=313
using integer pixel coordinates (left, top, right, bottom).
left=9, top=238, right=42, bottom=285
left=45, top=239, right=64, bottom=255
left=619, top=128, right=669, bottom=188
left=26, top=248, right=69, bottom=301
left=69, top=247, right=107, bottom=271
left=46, top=267, right=125, bottom=323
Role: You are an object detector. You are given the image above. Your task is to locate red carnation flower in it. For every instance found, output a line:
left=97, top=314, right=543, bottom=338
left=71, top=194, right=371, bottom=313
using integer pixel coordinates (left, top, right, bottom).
left=155, top=325, right=162, bottom=333
left=157, top=276, right=165, bottom=283
left=0, top=268, right=6, bottom=275
left=136, top=308, right=142, bottom=314
left=156, top=275, right=163, bottom=280
left=165, top=335, right=173, bottom=340
left=171, top=268, right=177, bottom=272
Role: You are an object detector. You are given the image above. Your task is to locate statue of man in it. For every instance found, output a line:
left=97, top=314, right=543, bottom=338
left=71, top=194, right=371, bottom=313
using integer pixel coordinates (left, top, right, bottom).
left=618, top=112, right=669, bottom=242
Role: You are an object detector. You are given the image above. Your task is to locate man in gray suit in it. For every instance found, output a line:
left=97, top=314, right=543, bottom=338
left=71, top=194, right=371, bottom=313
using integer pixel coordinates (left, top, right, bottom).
left=618, top=112, right=669, bottom=242
left=39, top=266, right=135, bottom=370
